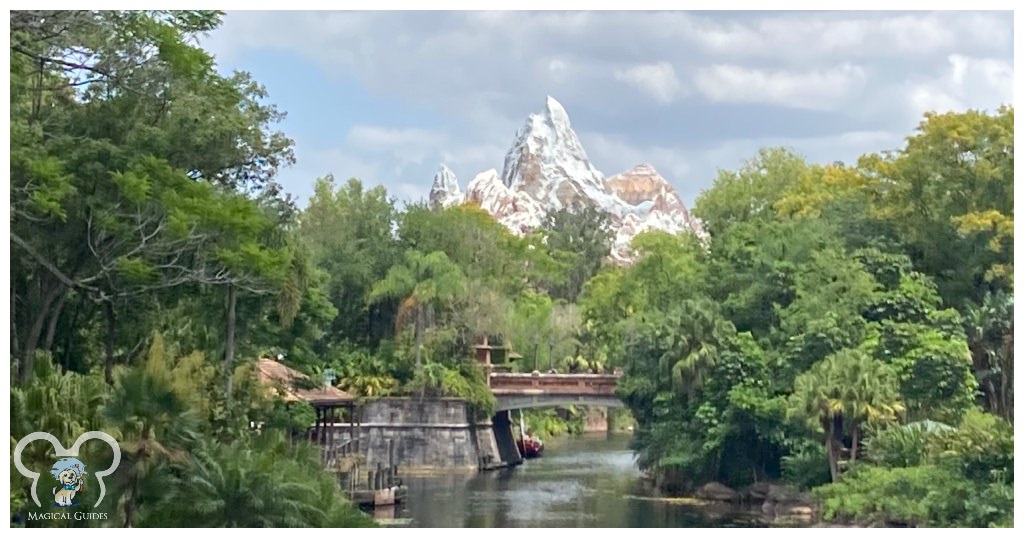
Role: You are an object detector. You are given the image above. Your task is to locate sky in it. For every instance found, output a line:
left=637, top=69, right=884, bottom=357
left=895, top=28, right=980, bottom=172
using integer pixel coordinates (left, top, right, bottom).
left=200, top=10, right=1014, bottom=209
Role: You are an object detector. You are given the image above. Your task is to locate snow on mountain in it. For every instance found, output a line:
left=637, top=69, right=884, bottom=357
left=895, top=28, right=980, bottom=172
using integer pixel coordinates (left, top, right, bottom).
left=428, top=164, right=462, bottom=209
left=426, top=97, right=706, bottom=262
left=605, top=164, right=708, bottom=251
left=500, top=96, right=622, bottom=212
left=463, top=169, right=545, bottom=234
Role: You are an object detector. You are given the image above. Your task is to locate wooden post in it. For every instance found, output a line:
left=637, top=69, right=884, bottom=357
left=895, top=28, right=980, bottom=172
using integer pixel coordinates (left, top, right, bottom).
left=327, top=406, right=334, bottom=466
left=318, top=407, right=326, bottom=466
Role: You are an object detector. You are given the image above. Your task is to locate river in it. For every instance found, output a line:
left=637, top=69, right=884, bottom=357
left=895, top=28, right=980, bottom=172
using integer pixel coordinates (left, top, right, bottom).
left=384, top=432, right=774, bottom=528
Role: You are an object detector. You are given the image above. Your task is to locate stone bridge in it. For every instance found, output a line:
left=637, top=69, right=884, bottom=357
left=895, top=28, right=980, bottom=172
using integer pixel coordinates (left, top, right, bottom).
left=488, top=372, right=624, bottom=411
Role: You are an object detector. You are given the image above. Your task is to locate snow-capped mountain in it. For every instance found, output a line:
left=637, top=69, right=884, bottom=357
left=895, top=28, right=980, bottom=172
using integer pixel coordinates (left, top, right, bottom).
left=429, top=96, right=706, bottom=262
left=500, top=96, right=623, bottom=213
left=605, top=164, right=707, bottom=254
left=429, top=164, right=462, bottom=209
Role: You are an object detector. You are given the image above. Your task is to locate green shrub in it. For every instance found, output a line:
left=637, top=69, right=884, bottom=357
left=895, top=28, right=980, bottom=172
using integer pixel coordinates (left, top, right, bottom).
left=405, top=360, right=495, bottom=420
left=781, top=442, right=831, bottom=490
left=815, top=465, right=973, bottom=527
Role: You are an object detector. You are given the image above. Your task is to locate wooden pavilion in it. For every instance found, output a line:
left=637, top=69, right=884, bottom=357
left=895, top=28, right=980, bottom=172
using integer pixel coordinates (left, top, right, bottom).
left=256, top=357, right=361, bottom=467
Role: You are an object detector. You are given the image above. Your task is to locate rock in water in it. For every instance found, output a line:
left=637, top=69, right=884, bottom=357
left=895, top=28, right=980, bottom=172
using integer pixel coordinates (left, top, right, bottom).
left=695, top=481, right=739, bottom=502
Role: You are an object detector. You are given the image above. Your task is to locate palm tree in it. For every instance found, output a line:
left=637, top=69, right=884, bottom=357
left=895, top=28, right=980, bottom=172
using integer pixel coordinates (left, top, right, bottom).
left=169, top=440, right=321, bottom=526
left=103, top=338, right=199, bottom=527
left=842, top=353, right=904, bottom=462
left=150, top=434, right=374, bottom=527
left=661, top=300, right=737, bottom=399
left=10, top=355, right=109, bottom=521
left=369, top=250, right=466, bottom=371
left=964, top=291, right=1013, bottom=422
left=789, top=348, right=903, bottom=482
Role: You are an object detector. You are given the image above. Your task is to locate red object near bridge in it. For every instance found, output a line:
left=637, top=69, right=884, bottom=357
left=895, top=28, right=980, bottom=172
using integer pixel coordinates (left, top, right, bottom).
left=516, top=436, right=544, bottom=459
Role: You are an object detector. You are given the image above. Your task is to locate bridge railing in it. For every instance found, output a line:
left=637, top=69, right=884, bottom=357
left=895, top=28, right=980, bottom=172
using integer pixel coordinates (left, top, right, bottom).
left=488, top=372, right=621, bottom=395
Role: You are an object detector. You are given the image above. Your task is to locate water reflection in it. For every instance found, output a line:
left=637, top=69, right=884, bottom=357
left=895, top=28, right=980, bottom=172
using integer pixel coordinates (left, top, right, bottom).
left=394, top=432, right=771, bottom=528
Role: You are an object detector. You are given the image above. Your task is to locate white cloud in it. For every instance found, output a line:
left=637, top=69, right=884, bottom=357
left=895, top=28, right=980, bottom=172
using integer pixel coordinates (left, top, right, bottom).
left=905, top=54, right=1012, bottom=121
left=695, top=64, right=867, bottom=110
left=613, top=62, right=682, bottom=104
left=682, top=12, right=1009, bottom=60
left=198, top=11, right=1013, bottom=207
left=344, top=125, right=448, bottom=168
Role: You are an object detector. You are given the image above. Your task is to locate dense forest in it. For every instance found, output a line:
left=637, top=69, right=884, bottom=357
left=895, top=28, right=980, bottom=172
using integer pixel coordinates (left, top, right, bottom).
left=9, top=11, right=1013, bottom=528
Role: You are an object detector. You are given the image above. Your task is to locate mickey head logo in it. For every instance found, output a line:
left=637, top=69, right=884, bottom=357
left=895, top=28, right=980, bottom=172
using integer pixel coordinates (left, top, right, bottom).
left=13, top=431, right=121, bottom=508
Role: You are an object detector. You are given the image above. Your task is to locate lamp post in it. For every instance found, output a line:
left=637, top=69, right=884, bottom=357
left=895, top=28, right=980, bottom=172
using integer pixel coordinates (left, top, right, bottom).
left=532, top=335, right=539, bottom=372
left=547, top=335, right=555, bottom=372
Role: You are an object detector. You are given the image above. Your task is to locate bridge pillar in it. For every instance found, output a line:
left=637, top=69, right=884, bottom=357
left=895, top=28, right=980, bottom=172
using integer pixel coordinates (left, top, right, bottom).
left=491, top=410, right=523, bottom=467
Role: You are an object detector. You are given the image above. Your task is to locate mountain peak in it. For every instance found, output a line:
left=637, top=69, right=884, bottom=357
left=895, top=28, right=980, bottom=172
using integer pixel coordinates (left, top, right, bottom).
left=543, top=95, right=570, bottom=127
left=428, top=163, right=462, bottom=209
left=427, top=97, right=707, bottom=263
left=501, top=96, right=610, bottom=207
left=628, top=163, right=658, bottom=174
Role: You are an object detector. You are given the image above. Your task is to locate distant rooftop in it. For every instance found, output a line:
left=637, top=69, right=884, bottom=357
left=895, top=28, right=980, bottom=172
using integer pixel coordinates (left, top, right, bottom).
left=256, top=358, right=354, bottom=407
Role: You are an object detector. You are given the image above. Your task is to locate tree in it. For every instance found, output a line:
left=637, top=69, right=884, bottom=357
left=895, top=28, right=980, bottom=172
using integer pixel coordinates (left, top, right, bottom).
left=540, top=202, right=614, bottom=302
left=860, top=107, right=1014, bottom=307
left=789, top=349, right=904, bottom=482
left=103, top=336, right=200, bottom=527
left=299, top=176, right=400, bottom=347
left=693, top=147, right=809, bottom=237
left=9, top=11, right=295, bottom=385
left=368, top=250, right=466, bottom=371
left=963, top=291, right=1013, bottom=422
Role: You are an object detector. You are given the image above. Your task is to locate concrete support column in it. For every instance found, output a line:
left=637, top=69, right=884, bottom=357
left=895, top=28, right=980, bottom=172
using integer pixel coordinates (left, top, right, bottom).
left=492, top=410, right=523, bottom=467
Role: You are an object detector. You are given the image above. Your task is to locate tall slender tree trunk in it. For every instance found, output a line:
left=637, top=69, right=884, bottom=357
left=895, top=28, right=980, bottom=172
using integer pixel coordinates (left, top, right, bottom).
left=11, top=283, right=19, bottom=359
left=850, top=425, right=860, bottom=462
left=985, top=379, right=998, bottom=417
left=61, top=297, right=86, bottom=371
left=999, top=337, right=1012, bottom=423
left=19, top=281, right=64, bottom=384
left=104, top=300, right=116, bottom=385
left=825, top=418, right=839, bottom=483
left=43, top=290, right=69, bottom=352
left=414, top=306, right=424, bottom=371
left=224, top=284, right=237, bottom=399
left=123, top=479, right=137, bottom=528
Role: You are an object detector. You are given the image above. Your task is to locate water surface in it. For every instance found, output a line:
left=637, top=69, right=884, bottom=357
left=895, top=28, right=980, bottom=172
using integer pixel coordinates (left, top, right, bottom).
left=391, top=432, right=772, bottom=528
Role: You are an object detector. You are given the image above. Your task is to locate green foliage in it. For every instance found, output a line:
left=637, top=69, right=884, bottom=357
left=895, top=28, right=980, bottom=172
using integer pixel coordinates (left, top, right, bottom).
left=142, top=433, right=374, bottom=527
left=540, top=202, right=614, bottom=301
left=861, top=106, right=1014, bottom=306
left=523, top=407, right=584, bottom=438
left=815, top=465, right=973, bottom=527
left=264, top=401, right=317, bottom=437
left=10, top=337, right=374, bottom=528
left=890, top=333, right=977, bottom=422
left=862, top=420, right=956, bottom=468
left=694, top=147, right=810, bottom=236
left=299, top=176, right=400, bottom=347
left=405, top=361, right=496, bottom=420
left=963, top=290, right=1013, bottom=422
left=781, top=441, right=831, bottom=490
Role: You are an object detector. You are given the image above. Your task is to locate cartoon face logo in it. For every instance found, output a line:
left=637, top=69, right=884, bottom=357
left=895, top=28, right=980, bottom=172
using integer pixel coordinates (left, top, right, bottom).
left=13, top=431, right=120, bottom=508
left=50, top=458, right=87, bottom=507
